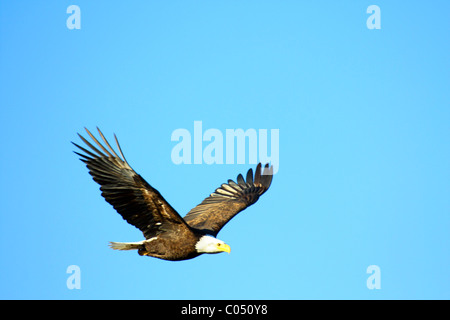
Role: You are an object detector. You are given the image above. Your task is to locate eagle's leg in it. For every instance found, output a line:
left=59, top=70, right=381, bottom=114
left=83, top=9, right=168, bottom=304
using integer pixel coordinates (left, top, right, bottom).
left=138, top=248, right=150, bottom=256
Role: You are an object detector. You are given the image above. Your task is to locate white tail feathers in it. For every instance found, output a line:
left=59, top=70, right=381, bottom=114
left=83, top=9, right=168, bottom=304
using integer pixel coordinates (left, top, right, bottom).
left=109, top=241, right=144, bottom=251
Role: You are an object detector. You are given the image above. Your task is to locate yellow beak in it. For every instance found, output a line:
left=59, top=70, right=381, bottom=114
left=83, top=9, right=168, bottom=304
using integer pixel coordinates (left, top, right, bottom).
left=218, top=243, right=231, bottom=254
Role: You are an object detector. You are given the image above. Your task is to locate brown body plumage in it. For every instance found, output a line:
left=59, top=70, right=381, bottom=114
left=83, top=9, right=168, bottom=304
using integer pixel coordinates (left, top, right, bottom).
left=73, top=128, right=273, bottom=261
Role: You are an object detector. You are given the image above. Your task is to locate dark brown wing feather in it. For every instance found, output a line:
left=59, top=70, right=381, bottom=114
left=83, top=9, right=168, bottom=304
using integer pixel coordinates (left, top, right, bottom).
left=73, top=127, right=191, bottom=239
left=183, top=163, right=273, bottom=236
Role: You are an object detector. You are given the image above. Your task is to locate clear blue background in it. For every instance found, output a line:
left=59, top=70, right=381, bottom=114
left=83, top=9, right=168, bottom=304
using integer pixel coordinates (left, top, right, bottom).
left=1, top=1, right=449, bottom=299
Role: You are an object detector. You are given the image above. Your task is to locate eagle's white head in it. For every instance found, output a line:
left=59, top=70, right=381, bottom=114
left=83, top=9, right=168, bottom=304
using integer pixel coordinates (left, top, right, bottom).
left=195, top=235, right=231, bottom=254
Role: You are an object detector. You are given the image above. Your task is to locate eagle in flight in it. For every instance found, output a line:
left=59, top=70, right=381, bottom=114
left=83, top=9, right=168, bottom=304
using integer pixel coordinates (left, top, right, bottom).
left=73, top=128, right=273, bottom=261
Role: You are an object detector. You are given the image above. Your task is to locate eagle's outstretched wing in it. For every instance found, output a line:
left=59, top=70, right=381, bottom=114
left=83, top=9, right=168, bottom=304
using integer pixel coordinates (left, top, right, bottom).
left=183, top=163, right=273, bottom=236
left=73, top=127, right=190, bottom=239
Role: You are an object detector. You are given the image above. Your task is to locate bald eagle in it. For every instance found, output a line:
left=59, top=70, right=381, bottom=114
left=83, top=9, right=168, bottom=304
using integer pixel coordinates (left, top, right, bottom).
left=73, top=128, right=273, bottom=261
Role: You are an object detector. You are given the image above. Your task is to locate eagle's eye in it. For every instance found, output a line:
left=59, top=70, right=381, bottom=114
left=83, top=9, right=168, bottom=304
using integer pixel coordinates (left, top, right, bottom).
left=217, top=243, right=221, bottom=247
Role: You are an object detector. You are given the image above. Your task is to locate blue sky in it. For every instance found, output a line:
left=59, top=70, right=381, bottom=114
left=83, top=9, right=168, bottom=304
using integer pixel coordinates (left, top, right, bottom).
left=0, top=1, right=449, bottom=299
